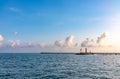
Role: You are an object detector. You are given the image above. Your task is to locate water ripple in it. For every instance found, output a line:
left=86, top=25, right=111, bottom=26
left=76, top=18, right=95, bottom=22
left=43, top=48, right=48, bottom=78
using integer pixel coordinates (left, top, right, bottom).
left=0, top=53, right=120, bottom=79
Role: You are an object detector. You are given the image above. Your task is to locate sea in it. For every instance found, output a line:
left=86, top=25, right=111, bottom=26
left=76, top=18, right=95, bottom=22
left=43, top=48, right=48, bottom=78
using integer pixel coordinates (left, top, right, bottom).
left=0, top=53, right=120, bottom=79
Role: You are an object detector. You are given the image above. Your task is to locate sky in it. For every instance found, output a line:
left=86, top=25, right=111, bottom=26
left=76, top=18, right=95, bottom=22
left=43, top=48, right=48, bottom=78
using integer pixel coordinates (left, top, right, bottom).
left=0, top=0, right=120, bottom=53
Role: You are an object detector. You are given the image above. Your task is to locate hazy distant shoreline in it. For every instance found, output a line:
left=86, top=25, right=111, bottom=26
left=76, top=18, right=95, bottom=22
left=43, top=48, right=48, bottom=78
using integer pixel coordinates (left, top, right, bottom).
left=0, top=52, right=120, bottom=55
left=40, top=52, right=120, bottom=55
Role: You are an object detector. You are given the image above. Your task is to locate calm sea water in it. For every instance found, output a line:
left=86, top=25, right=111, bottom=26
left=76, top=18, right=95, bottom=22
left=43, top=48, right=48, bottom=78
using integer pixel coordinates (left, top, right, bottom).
left=0, top=53, right=120, bottom=79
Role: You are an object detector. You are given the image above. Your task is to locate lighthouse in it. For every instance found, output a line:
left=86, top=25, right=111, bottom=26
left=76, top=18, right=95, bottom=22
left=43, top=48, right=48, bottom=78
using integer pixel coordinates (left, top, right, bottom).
left=85, top=48, right=87, bottom=53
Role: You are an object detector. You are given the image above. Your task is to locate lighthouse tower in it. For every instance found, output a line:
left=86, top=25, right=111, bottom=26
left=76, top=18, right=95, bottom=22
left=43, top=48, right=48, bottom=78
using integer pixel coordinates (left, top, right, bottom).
left=85, top=48, right=87, bottom=53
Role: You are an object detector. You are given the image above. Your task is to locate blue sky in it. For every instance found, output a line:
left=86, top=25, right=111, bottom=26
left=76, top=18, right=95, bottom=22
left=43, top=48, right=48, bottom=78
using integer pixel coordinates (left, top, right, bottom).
left=0, top=0, right=120, bottom=52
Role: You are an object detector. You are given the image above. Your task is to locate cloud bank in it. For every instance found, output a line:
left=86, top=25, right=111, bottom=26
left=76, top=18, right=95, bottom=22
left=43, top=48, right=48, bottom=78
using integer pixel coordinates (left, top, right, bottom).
left=81, top=32, right=107, bottom=47
left=0, top=32, right=111, bottom=52
left=81, top=38, right=96, bottom=47
left=97, top=32, right=107, bottom=44
left=54, top=40, right=64, bottom=47
left=55, top=35, right=75, bottom=48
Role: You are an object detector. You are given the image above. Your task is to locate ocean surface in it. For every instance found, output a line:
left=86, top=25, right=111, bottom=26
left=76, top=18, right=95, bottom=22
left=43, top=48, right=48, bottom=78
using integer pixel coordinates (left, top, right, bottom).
left=0, top=53, right=120, bottom=79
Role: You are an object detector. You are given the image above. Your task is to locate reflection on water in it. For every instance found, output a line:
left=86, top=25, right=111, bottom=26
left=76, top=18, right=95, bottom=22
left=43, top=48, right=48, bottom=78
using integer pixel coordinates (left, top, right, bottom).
left=0, top=53, right=120, bottom=79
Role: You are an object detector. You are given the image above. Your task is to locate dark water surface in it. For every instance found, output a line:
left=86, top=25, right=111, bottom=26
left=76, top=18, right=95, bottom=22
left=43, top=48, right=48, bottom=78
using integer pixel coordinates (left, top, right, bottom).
left=0, top=53, right=120, bottom=79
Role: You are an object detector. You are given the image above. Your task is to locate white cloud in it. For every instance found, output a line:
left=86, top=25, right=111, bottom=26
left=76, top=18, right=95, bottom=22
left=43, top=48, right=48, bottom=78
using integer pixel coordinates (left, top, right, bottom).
left=38, top=43, right=46, bottom=48
left=64, top=35, right=74, bottom=48
left=0, top=35, right=4, bottom=48
left=97, top=32, right=107, bottom=44
left=54, top=35, right=75, bottom=48
left=54, top=40, right=64, bottom=47
left=9, top=40, right=20, bottom=47
left=81, top=38, right=96, bottom=47
left=27, top=41, right=34, bottom=47
left=0, top=35, right=3, bottom=42
left=74, top=43, right=80, bottom=47
left=81, top=32, right=108, bottom=47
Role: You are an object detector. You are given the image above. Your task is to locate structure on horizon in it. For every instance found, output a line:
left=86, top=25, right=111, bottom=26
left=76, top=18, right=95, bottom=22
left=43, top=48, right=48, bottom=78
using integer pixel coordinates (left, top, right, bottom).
left=76, top=48, right=92, bottom=55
